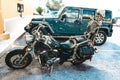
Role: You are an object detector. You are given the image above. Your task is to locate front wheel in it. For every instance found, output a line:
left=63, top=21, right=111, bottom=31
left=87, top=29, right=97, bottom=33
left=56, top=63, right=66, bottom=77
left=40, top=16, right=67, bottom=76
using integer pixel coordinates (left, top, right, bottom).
left=92, top=31, right=107, bottom=46
left=5, top=49, right=32, bottom=69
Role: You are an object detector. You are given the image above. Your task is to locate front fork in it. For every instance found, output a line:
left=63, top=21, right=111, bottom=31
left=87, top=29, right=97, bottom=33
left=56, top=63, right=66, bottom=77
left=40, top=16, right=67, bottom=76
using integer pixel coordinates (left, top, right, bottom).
left=18, top=41, right=37, bottom=64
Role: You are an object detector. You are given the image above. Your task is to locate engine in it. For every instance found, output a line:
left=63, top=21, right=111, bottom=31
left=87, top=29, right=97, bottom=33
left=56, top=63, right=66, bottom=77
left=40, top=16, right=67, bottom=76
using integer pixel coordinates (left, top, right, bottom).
left=39, top=49, right=59, bottom=66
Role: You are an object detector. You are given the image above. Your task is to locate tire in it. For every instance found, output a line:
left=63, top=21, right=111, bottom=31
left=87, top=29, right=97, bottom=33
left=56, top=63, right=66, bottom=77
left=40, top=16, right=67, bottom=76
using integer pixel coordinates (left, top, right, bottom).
left=5, top=49, right=32, bottom=69
left=92, top=31, right=107, bottom=46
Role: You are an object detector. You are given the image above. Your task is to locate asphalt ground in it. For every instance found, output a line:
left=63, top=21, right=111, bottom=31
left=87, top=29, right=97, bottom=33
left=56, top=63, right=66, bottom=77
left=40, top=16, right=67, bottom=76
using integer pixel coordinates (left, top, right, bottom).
left=0, top=27, right=120, bottom=80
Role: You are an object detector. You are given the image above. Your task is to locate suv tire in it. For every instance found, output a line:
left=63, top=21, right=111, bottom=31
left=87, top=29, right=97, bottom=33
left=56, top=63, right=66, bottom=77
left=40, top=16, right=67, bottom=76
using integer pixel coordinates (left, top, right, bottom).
left=92, top=31, right=107, bottom=46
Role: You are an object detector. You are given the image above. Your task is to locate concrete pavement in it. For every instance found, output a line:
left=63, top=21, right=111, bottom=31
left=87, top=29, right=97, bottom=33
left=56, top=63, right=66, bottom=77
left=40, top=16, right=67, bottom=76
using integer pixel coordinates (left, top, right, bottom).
left=0, top=17, right=32, bottom=57
left=1, top=26, right=120, bottom=80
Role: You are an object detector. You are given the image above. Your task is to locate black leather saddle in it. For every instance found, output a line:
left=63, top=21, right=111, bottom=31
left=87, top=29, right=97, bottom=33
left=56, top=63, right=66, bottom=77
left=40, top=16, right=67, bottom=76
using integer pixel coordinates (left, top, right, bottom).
left=60, top=40, right=75, bottom=49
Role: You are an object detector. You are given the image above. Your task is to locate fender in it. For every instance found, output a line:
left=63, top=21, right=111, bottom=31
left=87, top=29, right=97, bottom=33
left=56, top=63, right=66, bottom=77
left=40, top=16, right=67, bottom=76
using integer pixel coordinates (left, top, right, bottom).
left=99, top=27, right=112, bottom=37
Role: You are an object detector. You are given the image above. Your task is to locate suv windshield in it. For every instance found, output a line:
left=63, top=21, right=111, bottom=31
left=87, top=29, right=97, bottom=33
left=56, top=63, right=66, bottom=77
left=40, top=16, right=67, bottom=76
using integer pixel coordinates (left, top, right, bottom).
left=56, top=6, right=65, bottom=17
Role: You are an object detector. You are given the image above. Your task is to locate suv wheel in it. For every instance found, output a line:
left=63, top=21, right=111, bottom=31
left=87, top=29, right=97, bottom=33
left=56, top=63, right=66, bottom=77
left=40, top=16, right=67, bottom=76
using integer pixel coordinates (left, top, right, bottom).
left=92, top=31, right=107, bottom=46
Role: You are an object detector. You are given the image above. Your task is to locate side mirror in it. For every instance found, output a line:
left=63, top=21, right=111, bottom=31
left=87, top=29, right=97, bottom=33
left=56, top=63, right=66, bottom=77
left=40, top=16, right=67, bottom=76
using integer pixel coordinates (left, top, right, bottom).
left=60, top=14, right=67, bottom=22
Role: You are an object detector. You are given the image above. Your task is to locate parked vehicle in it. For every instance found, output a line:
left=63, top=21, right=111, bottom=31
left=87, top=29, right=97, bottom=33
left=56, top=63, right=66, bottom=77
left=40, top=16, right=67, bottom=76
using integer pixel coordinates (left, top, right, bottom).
left=112, top=17, right=120, bottom=24
left=5, top=23, right=96, bottom=73
left=50, top=11, right=58, bottom=16
left=25, top=6, right=113, bottom=46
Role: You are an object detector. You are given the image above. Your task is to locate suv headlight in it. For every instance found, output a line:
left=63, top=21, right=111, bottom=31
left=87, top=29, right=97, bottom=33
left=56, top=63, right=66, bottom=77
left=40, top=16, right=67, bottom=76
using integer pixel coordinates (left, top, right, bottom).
left=25, top=32, right=34, bottom=43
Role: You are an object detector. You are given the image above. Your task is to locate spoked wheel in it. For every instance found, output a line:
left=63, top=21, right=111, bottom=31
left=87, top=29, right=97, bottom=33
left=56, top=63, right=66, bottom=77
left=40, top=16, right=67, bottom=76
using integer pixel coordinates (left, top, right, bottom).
left=5, top=49, right=32, bottom=69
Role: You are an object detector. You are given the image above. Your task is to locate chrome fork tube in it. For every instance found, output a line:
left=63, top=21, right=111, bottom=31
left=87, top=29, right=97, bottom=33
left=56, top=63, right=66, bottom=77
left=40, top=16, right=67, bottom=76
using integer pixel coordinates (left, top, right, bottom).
left=18, top=41, right=37, bottom=64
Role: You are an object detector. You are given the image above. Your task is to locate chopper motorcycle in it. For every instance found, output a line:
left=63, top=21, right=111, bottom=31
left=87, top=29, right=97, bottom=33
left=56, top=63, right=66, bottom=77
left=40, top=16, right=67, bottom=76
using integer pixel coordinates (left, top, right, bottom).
left=5, top=10, right=105, bottom=72
left=5, top=23, right=96, bottom=73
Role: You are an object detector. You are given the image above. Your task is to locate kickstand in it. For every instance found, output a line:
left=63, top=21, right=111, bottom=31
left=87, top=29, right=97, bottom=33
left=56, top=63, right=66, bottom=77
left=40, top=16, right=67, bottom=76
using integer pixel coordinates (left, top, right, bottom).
left=47, top=65, right=53, bottom=76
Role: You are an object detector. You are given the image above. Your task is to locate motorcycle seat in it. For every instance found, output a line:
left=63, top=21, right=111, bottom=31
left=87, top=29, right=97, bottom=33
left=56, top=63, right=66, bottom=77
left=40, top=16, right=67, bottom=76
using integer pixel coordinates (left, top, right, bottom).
left=60, top=40, right=75, bottom=49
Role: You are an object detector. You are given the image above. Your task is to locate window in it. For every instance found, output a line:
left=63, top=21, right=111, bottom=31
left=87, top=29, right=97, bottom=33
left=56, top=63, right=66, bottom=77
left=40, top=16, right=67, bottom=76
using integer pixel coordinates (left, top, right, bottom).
left=105, top=10, right=112, bottom=21
left=63, top=8, right=79, bottom=19
left=82, top=9, right=96, bottom=19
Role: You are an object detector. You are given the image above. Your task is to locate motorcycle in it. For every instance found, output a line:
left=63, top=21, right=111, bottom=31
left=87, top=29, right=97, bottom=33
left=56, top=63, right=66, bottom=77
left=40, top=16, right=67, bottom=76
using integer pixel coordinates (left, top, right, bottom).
left=5, top=11, right=105, bottom=74
left=5, top=23, right=96, bottom=73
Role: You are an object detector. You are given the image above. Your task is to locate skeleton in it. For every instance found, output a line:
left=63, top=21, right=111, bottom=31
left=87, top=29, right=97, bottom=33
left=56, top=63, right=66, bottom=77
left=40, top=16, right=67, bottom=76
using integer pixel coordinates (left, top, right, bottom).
left=85, top=10, right=105, bottom=40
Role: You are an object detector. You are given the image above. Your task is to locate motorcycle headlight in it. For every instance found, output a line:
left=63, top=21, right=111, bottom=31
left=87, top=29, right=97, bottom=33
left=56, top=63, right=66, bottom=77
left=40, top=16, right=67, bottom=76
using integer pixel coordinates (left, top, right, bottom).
left=25, top=32, right=34, bottom=43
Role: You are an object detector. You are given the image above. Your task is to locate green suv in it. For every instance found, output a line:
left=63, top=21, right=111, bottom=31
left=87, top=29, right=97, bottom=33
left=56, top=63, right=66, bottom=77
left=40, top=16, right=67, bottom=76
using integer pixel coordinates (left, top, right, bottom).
left=26, top=6, right=113, bottom=45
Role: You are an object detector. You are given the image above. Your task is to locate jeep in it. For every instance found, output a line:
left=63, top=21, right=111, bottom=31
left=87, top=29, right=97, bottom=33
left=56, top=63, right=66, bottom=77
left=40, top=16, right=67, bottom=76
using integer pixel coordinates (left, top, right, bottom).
left=25, top=6, right=113, bottom=45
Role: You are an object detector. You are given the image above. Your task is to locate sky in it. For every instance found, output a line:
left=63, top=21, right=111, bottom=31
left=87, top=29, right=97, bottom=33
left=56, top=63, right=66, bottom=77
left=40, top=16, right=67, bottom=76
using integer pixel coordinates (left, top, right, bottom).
left=63, top=0, right=118, bottom=10
left=62, top=0, right=120, bottom=17
left=30, top=0, right=120, bottom=17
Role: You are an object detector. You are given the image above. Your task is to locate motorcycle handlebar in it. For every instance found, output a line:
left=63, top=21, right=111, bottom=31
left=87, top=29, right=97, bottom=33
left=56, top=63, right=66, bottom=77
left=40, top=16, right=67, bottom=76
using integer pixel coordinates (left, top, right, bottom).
left=32, top=24, right=44, bottom=41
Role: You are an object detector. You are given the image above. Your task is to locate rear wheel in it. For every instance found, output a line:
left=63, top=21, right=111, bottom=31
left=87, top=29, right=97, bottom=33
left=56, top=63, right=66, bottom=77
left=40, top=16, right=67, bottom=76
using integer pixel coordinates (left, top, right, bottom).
left=5, top=49, right=32, bottom=69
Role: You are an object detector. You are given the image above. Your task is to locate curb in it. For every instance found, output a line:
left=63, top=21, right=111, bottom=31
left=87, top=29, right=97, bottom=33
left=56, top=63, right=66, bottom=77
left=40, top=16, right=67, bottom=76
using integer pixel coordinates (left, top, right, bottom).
left=0, top=17, right=32, bottom=59
left=0, top=32, right=25, bottom=59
